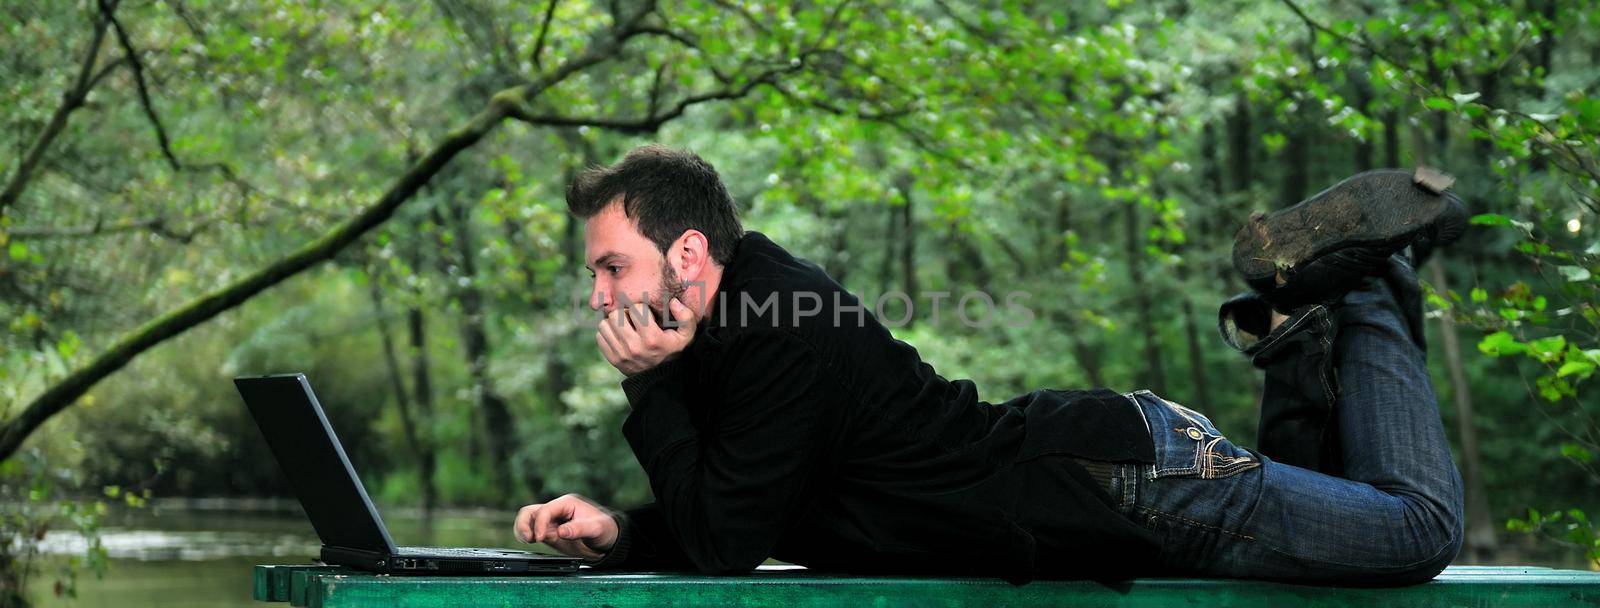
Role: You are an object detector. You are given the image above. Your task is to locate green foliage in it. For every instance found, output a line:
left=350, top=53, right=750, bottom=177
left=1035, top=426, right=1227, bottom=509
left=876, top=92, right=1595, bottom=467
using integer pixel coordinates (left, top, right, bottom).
left=0, top=451, right=120, bottom=607
left=1, top=0, right=1598, bottom=580
left=1507, top=507, right=1600, bottom=570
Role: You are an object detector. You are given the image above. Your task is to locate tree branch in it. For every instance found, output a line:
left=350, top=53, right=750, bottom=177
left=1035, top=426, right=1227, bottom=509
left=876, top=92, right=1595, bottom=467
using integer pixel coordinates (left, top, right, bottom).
left=646, top=61, right=669, bottom=118
left=9, top=213, right=231, bottom=243
left=0, top=97, right=512, bottom=461
left=10, top=216, right=168, bottom=240
left=530, top=0, right=559, bottom=70
left=770, top=83, right=966, bottom=170
left=169, top=0, right=208, bottom=43
left=100, top=0, right=180, bottom=170
left=0, top=2, right=116, bottom=220
left=634, top=26, right=730, bottom=82
left=506, top=63, right=799, bottom=134
left=87, top=56, right=129, bottom=90
left=930, top=0, right=1002, bottom=46
left=1279, top=0, right=1600, bottom=208
left=0, top=0, right=683, bottom=462
left=708, top=0, right=770, bottom=37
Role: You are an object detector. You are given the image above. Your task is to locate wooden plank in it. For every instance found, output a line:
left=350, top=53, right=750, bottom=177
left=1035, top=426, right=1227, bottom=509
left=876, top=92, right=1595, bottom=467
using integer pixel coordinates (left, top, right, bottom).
left=252, top=565, right=276, bottom=602
left=241, top=565, right=1600, bottom=608
left=289, top=566, right=356, bottom=606
left=252, top=564, right=341, bottom=603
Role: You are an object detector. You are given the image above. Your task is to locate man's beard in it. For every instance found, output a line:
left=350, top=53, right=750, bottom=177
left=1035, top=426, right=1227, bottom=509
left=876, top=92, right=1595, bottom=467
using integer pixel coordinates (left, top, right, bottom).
left=652, top=259, right=688, bottom=325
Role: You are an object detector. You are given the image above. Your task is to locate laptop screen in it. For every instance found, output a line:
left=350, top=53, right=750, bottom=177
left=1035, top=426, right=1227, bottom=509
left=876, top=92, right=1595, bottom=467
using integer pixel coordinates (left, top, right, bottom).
left=234, top=374, right=398, bottom=554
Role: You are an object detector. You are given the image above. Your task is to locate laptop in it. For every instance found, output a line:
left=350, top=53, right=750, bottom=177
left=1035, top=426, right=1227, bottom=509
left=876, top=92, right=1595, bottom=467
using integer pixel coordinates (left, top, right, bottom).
left=234, top=373, right=582, bottom=574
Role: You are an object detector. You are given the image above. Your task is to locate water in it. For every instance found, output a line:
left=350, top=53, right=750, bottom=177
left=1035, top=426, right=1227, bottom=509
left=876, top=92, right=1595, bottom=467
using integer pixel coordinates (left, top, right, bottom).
left=27, top=500, right=526, bottom=608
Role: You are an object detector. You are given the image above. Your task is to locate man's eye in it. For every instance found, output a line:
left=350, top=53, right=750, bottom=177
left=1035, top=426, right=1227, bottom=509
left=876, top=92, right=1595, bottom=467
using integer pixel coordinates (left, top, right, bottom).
left=607, top=265, right=622, bottom=275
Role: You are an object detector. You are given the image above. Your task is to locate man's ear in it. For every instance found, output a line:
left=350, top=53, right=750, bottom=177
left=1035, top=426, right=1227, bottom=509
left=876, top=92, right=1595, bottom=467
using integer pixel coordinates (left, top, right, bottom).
left=670, top=229, right=711, bottom=279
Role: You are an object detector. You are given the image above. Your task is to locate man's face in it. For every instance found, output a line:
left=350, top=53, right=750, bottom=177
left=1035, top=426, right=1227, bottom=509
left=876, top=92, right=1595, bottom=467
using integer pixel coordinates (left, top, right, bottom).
left=583, top=201, right=685, bottom=320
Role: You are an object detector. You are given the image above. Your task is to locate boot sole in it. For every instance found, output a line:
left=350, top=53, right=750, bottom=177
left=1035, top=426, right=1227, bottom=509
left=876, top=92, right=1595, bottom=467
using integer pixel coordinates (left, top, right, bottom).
left=1232, top=169, right=1466, bottom=290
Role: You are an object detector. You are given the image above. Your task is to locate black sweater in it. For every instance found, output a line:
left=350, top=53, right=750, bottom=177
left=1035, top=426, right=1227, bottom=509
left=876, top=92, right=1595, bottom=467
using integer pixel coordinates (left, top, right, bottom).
left=595, top=231, right=1160, bottom=579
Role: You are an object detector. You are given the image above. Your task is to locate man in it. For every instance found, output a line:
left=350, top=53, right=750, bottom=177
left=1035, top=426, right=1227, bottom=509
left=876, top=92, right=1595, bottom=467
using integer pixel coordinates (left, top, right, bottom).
left=511, top=144, right=1466, bottom=583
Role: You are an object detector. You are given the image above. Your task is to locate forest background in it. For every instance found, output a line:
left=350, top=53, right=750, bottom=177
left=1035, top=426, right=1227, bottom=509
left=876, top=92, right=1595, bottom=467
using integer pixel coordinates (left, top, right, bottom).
left=3, top=0, right=1599, bottom=604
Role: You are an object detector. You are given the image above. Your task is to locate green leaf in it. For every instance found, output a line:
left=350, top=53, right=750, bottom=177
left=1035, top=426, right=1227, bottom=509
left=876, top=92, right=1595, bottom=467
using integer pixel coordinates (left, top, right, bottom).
left=55, top=331, right=80, bottom=360
left=1536, top=375, right=1571, bottom=401
left=1569, top=509, right=1590, bottom=525
left=1470, top=287, right=1487, bottom=303
left=1567, top=526, right=1593, bottom=544
left=1470, top=213, right=1533, bottom=231
left=7, top=242, right=26, bottom=260
left=1557, top=360, right=1595, bottom=378
left=1424, top=97, right=1456, bottom=111
left=1477, top=331, right=1525, bottom=356
left=1561, top=443, right=1595, bottom=464
left=1558, top=265, right=1592, bottom=282
left=1527, top=335, right=1568, bottom=360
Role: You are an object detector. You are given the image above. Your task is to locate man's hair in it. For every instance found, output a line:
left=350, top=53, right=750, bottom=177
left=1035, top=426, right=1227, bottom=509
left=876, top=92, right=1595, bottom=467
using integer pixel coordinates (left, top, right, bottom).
left=566, top=144, right=742, bottom=266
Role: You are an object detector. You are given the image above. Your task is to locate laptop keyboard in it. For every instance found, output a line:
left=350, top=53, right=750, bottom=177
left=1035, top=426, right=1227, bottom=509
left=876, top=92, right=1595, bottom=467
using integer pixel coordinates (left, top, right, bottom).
left=396, top=546, right=525, bottom=557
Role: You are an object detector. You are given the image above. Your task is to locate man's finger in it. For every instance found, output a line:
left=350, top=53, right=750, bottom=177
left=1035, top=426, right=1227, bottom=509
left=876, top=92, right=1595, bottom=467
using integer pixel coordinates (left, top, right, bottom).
left=615, top=306, right=642, bottom=341
left=633, top=301, right=660, bottom=335
left=597, top=317, right=627, bottom=358
left=604, top=310, right=635, bottom=351
left=557, top=517, right=604, bottom=541
left=532, top=499, right=572, bottom=544
left=667, top=297, right=694, bottom=333
left=513, top=504, right=541, bottom=543
left=607, top=308, right=630, bottom=331
left=595, top=327, right=620, bottom=363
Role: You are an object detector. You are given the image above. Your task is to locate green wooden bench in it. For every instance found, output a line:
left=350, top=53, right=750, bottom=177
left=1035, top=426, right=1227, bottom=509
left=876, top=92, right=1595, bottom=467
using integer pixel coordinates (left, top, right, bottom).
left=253, top=564, right=1600, bottom=607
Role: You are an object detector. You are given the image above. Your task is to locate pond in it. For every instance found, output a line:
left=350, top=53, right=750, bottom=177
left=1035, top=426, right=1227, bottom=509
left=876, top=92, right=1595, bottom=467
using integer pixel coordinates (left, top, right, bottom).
left=29, top=499, right=526, bottom=608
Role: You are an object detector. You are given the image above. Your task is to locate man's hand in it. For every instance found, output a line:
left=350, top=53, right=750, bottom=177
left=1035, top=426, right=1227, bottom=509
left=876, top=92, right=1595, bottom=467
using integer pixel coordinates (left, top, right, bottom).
left=513, top=494, right=619, bottom=561
left=596, top=297, right=696, bottom=376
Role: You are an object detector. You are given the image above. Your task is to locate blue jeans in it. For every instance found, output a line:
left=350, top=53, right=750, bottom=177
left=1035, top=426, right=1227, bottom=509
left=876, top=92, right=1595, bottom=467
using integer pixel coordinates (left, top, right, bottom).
left=1112, top=260, right=1465, bottom=584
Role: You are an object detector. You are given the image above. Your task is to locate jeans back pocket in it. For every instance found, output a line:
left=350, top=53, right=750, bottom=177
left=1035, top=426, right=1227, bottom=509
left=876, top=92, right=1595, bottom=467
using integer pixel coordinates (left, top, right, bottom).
left=1127, top=390, right=1261, bottom=480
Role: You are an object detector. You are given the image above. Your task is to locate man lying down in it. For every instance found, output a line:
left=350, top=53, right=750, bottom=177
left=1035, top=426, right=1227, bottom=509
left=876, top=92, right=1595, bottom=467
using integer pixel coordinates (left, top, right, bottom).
left=511, top=144, right=1466, bottom=584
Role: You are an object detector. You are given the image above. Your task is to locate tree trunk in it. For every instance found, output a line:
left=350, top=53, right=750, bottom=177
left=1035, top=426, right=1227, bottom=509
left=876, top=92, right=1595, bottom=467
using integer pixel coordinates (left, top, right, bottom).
left=1048, top=188, right=1105, bottom=387
left=1383, top=109, right=1401, bottom=168
left=897, top=174, right=917, bottom=312
left=1428, top=262, right=1498, bottom=561
left=1474, top=69, right=1500, bottom=162
left=1353, top=77, right=1375, bottom=170
left=407, top=305, right=440, bottom=514
left=1281, top=112, right=1311, bottom=205
left=1124, top=202, right=1167, bottom=395
left=1177, top=263, right=1212, bottom=412
left=880, top=201, right=898, bottom=299
left=1536, top=0, right=1557, bottom=80
left=1228, top=93, right=1253, bottom=194
left=946, top=223, right=988, bottom=292
left=365, top=263, right=437, bottom=517
left=442, top=195, right=515, bottom=504
left=1415, top=71, right=1495, bottom=558
left=829, top=209, right=851, bottom=286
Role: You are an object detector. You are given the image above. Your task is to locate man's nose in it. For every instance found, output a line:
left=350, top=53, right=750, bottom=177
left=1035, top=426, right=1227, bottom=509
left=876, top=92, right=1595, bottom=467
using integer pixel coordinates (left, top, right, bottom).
left=589, top=286, right=609, bottom=312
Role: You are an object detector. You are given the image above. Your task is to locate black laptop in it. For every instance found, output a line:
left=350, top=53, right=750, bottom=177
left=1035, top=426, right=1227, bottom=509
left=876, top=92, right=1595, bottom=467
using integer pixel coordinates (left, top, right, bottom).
left=234, top=373, right=582, bottom=575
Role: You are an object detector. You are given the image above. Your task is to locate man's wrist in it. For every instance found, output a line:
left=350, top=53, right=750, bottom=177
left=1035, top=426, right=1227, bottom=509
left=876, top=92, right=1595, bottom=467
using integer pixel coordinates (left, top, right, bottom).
left=586, top=508, right=632, bottom=568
